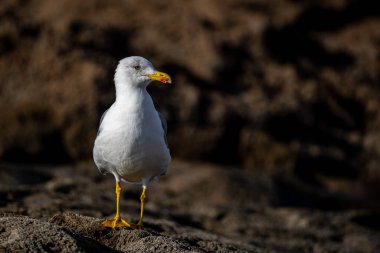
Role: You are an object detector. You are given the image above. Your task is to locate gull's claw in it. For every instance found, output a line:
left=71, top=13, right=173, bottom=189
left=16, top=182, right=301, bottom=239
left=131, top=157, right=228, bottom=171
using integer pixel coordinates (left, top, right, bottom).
left=130, top=223, right=144, bottom=230
left=101, top=216, right=132, bottom=229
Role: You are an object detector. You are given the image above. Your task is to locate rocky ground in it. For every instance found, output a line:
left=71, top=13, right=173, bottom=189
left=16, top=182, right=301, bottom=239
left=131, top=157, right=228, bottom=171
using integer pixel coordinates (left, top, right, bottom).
left=1, top=0, right=380, bottom=252
left=1, top=160, right=379, bottom=252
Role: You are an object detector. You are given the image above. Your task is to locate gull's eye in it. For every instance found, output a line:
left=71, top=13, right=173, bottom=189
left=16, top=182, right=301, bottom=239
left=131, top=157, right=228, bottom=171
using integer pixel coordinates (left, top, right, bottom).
left=133, top=65, right=141, bottom=70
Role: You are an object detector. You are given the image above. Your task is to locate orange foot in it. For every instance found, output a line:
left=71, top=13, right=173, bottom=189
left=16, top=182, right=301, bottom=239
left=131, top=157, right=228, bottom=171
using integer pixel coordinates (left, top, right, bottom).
left=101, top=216, right=132, bottom=229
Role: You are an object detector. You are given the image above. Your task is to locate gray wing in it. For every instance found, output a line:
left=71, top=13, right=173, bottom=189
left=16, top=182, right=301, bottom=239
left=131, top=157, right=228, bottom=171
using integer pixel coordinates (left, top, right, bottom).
left=157, top=111, right=168, bottom=147
left=94, top=108, right=109, bottom=174
left=97, top=108, right=109, bottom=136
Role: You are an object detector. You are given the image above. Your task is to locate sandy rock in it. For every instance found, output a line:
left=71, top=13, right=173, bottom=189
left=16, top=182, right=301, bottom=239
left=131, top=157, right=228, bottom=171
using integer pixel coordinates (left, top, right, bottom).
left=0, top=212, right=258, bottom=253
left=1, top=161, right=380, bottom=252
left=0, top=215, right=111, bottom=252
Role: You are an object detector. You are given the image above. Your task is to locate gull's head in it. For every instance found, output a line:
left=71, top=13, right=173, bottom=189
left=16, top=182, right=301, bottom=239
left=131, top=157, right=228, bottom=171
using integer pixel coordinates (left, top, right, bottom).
left=115, top=56, right=171, bottom=88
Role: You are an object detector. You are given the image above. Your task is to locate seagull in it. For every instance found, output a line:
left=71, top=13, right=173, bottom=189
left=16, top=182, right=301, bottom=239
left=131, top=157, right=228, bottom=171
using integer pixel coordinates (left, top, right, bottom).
left=93, top=56, right=171, bottom=229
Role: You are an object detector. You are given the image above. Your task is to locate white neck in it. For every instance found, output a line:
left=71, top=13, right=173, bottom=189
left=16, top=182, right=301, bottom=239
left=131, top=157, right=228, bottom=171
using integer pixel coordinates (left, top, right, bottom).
left=114, top=80, right=155, bottom=114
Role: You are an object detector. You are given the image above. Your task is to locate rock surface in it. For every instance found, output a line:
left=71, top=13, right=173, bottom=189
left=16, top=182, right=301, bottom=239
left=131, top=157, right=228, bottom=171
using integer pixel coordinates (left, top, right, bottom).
left=0, top=213, right=255, bottom=253
left=1, top=161, right=379, bottom=252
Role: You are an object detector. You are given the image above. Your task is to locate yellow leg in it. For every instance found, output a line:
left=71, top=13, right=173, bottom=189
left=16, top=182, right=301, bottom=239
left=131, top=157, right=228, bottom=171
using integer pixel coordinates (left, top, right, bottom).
left=102, top=182, right=131, bottom=229
left=137, top=186, right=147, bottom=229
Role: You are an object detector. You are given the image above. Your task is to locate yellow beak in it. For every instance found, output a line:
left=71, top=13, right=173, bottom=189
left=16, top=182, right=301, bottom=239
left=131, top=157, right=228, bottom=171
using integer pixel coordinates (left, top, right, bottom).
left=147, top=71, right=172, bottom=84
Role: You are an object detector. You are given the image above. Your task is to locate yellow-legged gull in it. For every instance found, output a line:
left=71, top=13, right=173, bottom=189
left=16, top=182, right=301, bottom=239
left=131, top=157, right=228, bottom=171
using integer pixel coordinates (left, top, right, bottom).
left=93, top=56, right=171, bottom=229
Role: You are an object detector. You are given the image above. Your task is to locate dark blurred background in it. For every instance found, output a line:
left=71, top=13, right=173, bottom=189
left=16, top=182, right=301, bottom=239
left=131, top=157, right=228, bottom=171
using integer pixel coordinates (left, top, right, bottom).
left=0, top=0, right=380, bottom=251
